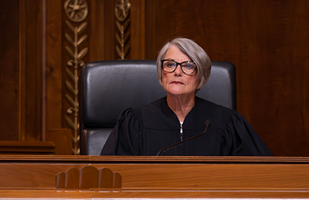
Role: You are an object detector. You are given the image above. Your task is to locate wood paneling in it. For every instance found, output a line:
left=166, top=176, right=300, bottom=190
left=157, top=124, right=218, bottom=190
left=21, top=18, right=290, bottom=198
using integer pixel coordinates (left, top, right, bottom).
left=131, top=0, right=146, bottom=59
left=0, top=0, right=308, bottom=156
left=0, top=156, right=309, bottom=198
left=45, top=0, right=63, bottom=130
left=144, top=0, right=309, bottom=156
left=102, top=0, right=116, bottom=60
left=1, top=190, right=309, bottom=199
left=0, top=0, right=43, bottom=141
left=22, top=0, right=43, bottom=141
left=88, top=0, right=105, bottom=61
left=55, top=165, right=122, bottom=189
left=0, top=141, right=54, bottom=154
left=45, top=129, right=72, bottom=154
left=0, top=0, right=20, bottom=140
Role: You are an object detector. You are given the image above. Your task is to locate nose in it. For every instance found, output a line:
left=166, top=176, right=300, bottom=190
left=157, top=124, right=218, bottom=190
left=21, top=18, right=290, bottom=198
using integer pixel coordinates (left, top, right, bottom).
left=174, top=63, right=183, bottom=75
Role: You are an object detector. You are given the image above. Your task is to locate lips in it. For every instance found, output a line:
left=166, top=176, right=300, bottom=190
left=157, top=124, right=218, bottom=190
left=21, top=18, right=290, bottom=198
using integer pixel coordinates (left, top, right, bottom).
left=171, top=81, right=184, bottom=84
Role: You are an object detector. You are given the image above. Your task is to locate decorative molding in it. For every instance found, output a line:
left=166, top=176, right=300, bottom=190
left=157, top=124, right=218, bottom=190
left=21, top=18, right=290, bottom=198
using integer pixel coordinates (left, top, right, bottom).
left=64, top=0, right=88, bottom=22
left=64, top=0, right=89, bottom=155
left=56, top=166, right=122, bottom=189
left=0, top=141, right=55, bottom=155
left=115, top=0, right=131, bottom=59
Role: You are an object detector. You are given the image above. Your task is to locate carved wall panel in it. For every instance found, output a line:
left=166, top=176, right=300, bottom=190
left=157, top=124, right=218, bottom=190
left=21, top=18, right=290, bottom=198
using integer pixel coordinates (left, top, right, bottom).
left=115, top=0, right=131, bottom=59
left=63, top=0, right=89, bottom=154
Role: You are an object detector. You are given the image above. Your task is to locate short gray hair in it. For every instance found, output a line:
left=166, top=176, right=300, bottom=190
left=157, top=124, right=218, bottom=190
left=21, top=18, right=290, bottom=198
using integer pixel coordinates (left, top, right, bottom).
left=156, top=37, right=211, bottom=90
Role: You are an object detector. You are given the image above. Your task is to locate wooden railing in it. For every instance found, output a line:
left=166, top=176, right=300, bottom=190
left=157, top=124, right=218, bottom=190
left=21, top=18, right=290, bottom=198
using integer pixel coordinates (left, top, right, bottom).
left=0, top=155, right=308, bottom=198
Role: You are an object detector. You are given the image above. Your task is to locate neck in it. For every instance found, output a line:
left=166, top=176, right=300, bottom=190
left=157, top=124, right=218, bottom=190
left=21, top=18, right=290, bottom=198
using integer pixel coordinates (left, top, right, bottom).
left=166, top=94, right=196, bottom=122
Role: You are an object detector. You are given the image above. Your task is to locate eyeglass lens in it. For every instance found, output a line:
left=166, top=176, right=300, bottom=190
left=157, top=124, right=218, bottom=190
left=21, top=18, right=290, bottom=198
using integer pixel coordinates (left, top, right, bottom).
left=162, top=60, right=196, bottom=74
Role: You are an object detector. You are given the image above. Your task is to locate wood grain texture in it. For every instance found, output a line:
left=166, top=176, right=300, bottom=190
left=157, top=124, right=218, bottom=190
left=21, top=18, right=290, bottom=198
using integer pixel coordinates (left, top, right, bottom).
left=102, top=0, right=116, bottom=60
left=0, top=0, right=43, bottom=141
left=144, top=0, right=309, bottom=156
left=0, top=141, right=54, bottom=154
left=88, top=0, right=105, bottom=61
left=0, top=190, right=309, bottom=199
left=131, top=0, right=146, bottom=59
left=55, top=166, right=121, bottom=189
left=0, top=156, right=308, bottom=198
left=0, top=0, right=20, bottom=140
left=22, top=0, right=43, bottom=141
left=45, top=0, right=63, bottom=130
left=45, top=129, right=72, bottom=154
left=0, top=0, right=308, bottom=157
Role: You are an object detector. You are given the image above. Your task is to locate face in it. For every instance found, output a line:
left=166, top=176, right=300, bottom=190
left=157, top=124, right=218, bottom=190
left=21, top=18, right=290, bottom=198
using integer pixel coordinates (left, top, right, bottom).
left=162, top=45, right=199, bottom=97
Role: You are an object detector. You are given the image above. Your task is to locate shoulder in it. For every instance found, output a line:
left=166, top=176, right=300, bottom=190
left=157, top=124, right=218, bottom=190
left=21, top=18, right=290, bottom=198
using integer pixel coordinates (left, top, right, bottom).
left=132, top=97, right=167, bottom=115
left=194, top=97, right=253, bottom=131
left=121, top=98, right=165, bottom=115
left=194, top=97, right=239, bottom=128
left=131, top=97, right=179, bottom=129
left=198, top=98, right=258, bottom=139
left=121, top=97, right=166, bottom=125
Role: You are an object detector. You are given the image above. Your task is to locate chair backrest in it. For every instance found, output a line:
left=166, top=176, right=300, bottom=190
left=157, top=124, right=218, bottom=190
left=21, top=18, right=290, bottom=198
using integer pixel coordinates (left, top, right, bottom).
left=79, top=60, right=236, bottom=155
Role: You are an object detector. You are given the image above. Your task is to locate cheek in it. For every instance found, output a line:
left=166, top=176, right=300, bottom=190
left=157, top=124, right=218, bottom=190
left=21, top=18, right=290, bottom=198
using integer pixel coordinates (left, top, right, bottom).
left=194, top=76, right=200, bottom=86
left=188, top=76, right=200, bottom=88
left=161, top=72, right=169, bottom=83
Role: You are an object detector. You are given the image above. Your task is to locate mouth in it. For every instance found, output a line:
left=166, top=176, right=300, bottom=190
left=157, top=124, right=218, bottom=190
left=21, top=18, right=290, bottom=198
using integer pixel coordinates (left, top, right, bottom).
left=171, top=81, right=184, bottom=84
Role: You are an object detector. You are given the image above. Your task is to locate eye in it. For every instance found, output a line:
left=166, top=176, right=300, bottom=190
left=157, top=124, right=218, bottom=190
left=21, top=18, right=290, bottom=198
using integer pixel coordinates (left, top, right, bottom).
left=165, top=61, right=176, bottom=68
left=185, top=64, right=193, bottom=69
left=182, top=62, right=195, bottom=69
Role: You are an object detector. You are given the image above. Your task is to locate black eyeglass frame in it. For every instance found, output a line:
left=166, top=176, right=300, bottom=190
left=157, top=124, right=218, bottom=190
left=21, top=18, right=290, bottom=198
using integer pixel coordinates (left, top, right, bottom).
left=161, top=59, right=197, bottom=75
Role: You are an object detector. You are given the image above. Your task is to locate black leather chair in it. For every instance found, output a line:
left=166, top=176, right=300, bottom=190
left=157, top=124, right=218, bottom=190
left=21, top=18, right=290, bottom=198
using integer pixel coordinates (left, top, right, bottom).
left=79, top=60, right=236, bottom=155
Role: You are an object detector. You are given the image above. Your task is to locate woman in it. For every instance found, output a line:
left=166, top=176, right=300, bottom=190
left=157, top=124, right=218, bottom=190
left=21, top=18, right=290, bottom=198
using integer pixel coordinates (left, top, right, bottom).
left=101, top=37, right=273, bottom=156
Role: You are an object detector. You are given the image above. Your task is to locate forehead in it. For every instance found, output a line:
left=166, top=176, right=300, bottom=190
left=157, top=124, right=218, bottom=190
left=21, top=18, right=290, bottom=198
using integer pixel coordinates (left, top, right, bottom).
left=164, top=45, right=191, bottom=62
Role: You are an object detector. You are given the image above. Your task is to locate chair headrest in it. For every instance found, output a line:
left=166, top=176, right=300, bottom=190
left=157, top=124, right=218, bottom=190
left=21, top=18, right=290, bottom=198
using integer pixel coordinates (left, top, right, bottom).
left=79, top=60, right=236, bottom=128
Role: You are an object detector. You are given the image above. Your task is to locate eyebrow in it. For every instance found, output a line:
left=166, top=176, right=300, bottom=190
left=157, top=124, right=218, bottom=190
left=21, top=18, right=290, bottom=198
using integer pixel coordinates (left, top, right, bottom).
left=163, top=59, right=193, bottom=63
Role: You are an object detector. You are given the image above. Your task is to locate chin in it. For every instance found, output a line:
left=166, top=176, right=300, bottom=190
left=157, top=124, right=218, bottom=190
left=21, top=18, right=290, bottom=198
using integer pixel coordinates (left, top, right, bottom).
left=166, top=90, right=188, bottom=96
left=164, top=85, right=184, bottom=93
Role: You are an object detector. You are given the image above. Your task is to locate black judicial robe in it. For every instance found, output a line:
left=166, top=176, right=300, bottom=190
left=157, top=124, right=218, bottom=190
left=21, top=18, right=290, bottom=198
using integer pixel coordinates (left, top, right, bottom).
left=101, top=97, right=273, bottom=156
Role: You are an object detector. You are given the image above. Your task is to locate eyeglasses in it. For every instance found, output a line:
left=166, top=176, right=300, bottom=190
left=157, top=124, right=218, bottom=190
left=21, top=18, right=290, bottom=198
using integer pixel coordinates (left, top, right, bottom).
left=161, top=59, right=197, bottom=75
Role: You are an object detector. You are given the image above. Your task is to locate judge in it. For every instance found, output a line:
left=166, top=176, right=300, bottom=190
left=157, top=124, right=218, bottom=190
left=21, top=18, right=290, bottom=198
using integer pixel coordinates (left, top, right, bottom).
left=101, top=37, right=273, bottom=156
